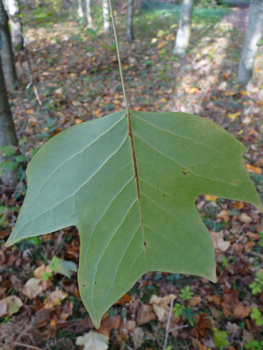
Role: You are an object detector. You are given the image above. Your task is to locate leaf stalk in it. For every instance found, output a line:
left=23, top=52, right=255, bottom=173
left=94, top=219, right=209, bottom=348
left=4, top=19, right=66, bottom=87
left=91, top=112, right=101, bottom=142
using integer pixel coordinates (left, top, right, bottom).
left=108, top=0, right=129, bottom=115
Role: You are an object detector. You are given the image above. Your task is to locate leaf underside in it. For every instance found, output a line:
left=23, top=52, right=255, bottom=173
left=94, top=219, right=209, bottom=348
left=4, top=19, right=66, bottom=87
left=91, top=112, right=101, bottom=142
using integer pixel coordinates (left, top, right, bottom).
left=6, top=110, right=262, bottom=327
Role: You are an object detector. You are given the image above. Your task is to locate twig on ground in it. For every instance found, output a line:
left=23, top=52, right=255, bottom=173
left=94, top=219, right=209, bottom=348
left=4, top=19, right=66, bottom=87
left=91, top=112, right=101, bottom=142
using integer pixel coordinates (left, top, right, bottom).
left=168, top=324, right=188, bottom=333
left=22, top=36, right=42, bottom=106
left=163, top=298, right=174, bottom=350
left=15, top=343, right=42, bottom=350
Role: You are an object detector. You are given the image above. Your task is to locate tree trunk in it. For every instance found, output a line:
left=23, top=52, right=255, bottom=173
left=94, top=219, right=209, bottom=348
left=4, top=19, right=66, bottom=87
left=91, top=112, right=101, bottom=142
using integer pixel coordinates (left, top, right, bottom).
left=237, top=0, right=263, bottom=87
left=7, top=0, right=23, bottom=50
left=173, top=0, right=194, bottom=56
left=127, top=0, right=134, bottom=42
left=85, top=0, right=92, bottom=28
left=102, top=0, right=110, bottom=33
left=78, top=0, right=83, bottom=18
left=0, top=0, right=17, bottom=91
left=0, top=53, right=18, bottom=188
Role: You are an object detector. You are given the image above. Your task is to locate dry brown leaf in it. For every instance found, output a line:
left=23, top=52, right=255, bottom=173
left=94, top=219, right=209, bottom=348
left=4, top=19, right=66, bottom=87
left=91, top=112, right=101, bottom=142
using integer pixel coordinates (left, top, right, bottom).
left=217, top=210, right=230, bottom=221
left=226, top=322, right=241, bottom=335
left=233, top=304, right=251, bottom=319
left=234, top=243, right=243, bottom=255
left=34, top=264, right=52, bottom=279
left=126, top=320, right=136, bottom=332
left=210, top=231, right=230, bottom=251
left=189, top=296, right=202, bottom=306
left=59, top=300, right=74, bottom=320
left=233, top=201, right=244, bottom=210
left=222, top=302, right=232, bottom=317
left=149, top=294, right=176, bottom=322
left=192, top=313, right=211, bottom=339
left=238, top=213, right=253, bottom=224
left=44, top=290, right=68, bottom=309
left=246, top=164, right=262, bottom=174
left=131, top=328, right=144, bottom=350
left=97, top=314, right=121, bottom=338
left=113, top=293, right=133, bottom=306
left=0, top=295, right=23, bottom=316
left=246, top=232, right=259, bottom=241
left=245, top=241, right=253, bottom=253
left=136, top=304, right=156, bottom=325
left=243, top=330, right=254, bottom=343
left=22, top=278, right=43, bottom=299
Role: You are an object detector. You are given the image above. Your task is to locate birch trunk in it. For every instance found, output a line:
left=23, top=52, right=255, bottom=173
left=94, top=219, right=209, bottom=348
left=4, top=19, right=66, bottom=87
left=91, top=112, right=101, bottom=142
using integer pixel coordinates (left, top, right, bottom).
left=127, top=0, right=134, bottom=42
left=173, top=0, right=194, bottom=56
left=7, top=0, right=23, bottom=50
left=85, top=0, right=92, bottom=28
left=102, top=0, right=110, bottom=33
left=0, top=53, right=18, bottom=188
left=237, top=0, right=263, bottom=87
left=0, top=0, right=17, bottom=91
left=78, top=0, right=84, bottom=18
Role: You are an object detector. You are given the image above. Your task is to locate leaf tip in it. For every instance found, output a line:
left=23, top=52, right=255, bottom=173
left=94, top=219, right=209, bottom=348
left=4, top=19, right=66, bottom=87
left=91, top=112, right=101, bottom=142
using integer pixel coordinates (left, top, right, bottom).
left=5, top=237, right=13, bottom=248
left=93, top=318, right=101, bottom=329
left=210, top=270, right=217, bottom=284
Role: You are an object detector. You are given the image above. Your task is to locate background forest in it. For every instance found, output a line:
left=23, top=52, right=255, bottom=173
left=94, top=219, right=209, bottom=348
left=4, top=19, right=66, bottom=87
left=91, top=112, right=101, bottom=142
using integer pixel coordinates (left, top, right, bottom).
left=0, top=0, right=263, bottom=349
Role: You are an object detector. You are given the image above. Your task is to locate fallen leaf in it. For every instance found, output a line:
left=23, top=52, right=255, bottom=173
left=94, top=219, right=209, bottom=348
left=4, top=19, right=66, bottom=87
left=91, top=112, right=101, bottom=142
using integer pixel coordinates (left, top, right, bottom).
left=189, top=296, right=201, bottom=306
left=97, top=314, right=121, bottom=338
left=227, top=112, right=241, bottom=120
left=226, top=322, right=241, bottom=335
left=49, top=256, right=77, bottom=278
left=212, top=328, right=230, bottom=348
left=22, top=278, right=42, bottom=299
left=193, top=313, right=211, bottom=339
left=217, top=210, right=230, bottom=221
left=233, top=201, right=244, bottom=210
left=76, top=331, right=109, bottom=350
left=238, top=213, right=253, bottom=224
left=149, top=294, right=176, bottom=321
left=59, top=300, right=74, bottom=320
left=223, top=289, right=239, bottom=305
left=204, top=195, right=218, bottom=201
left=233, top=304, right=251, bottom=319
left=246, top=232, right=259, bottom=241
left=44, top=290, right=68, bottom=309
left=113, top=293, right=133, bottom=306
left=26, top=109, right=34, bottom=115
left=246, top=164, right=262, bottom=174
left=136, top=304, right=156, bottom=325
left=34, top=264, right=53, bottom=279
left=0, top=295, right=23, bottom=316
left=131, top=328, right=144, bottom=349
left=210, top=231, right=230, bottom=252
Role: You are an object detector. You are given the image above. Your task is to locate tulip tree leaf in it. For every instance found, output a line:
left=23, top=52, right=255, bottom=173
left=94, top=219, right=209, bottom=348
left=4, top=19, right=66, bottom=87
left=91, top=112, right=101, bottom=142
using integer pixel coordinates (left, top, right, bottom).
left=6, top=110, right=262, bottom=327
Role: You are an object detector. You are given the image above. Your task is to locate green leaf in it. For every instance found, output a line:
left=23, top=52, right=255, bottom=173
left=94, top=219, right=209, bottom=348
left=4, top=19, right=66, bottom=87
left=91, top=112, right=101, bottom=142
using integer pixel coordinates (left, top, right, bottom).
left=49, top=256, right=77, bottom=278
left=6, top=110, right=262, bottom=327
left=213, top=329, right=230, bottom=349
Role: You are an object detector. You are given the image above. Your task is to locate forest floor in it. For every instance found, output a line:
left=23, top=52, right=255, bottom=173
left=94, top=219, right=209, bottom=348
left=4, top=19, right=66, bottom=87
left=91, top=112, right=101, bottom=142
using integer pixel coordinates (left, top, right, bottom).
left=0, top=1, right=263, bottom=350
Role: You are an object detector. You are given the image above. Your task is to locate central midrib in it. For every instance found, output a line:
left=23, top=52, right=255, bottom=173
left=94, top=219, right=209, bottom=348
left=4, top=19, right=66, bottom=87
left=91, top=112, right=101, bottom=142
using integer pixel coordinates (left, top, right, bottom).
left=127, top=110, right=149, bottom=270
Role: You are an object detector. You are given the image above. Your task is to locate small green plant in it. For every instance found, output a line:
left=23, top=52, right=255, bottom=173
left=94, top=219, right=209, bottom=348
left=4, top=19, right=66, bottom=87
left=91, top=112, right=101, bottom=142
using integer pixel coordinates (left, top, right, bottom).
left=249, top=271, right=263, bottom=295
left=212, top=328, right=230, bottom=349
left=179, top=285, right=194, bottom=300
left=181, top=306, right=196, bottom=326
left=0, top=146, right=27, bottom=187
left=245, top=340, right=263, bottom=350
left=173, top=303, right=185, bottom=318
left=221, top=256, right=229, bottom=268
left=250, top=307, right=263, bottom=326
left=173, top=303, right=196, bottom=326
